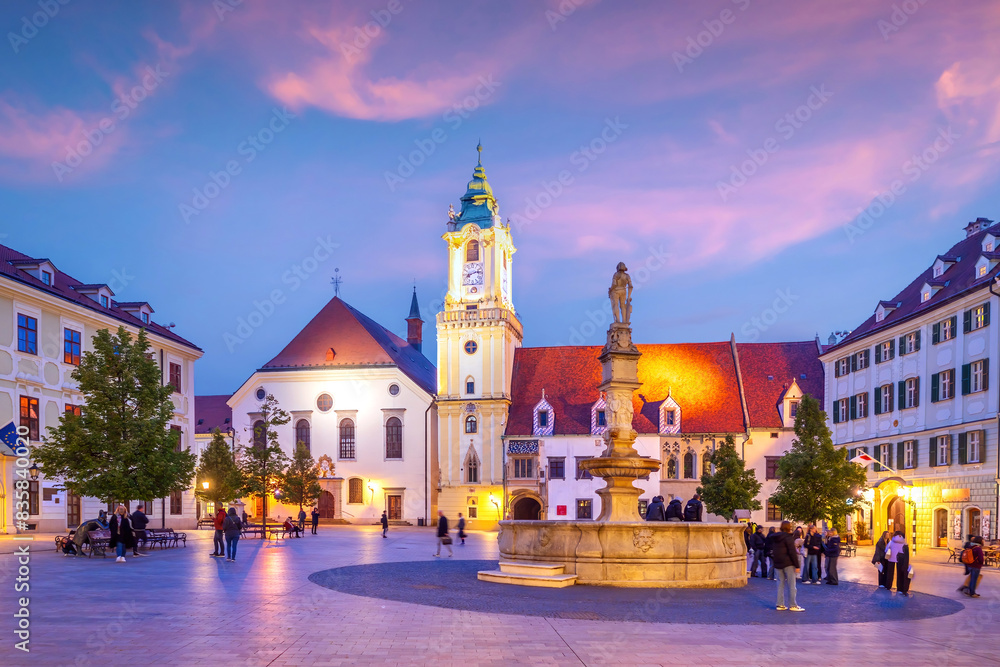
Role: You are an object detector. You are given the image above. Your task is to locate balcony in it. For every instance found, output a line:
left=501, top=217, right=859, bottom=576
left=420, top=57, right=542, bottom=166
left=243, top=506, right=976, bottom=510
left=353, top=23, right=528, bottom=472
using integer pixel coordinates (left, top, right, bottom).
left=438, top=308, right=516, bottom=324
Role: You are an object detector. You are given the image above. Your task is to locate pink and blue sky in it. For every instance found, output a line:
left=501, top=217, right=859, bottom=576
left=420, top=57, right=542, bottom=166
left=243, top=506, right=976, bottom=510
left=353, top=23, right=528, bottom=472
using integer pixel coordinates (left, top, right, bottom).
left=1, top=0, right=999, bottom=394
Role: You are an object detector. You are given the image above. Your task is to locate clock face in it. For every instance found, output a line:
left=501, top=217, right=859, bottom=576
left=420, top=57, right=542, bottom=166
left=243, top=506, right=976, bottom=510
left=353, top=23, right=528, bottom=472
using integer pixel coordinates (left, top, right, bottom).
left=462, top=262, right=484, bottom=286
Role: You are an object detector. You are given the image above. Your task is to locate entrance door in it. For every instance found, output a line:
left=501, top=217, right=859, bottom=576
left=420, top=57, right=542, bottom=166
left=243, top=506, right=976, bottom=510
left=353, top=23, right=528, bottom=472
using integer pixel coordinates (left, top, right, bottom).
left=887, top=497, right=905, bottom=536
left=254, top=497, right=264, bottom=518
left=67, top=491, right=81, bottom=529
left=318, top=491, right=335, bottom=519
left=969, top=508, right=982, bottom=537
left=935, top=508, right=948, bottom=547
left=513, top=497, right=542, bottom=520
left=387, top=495, right=402, bottom=520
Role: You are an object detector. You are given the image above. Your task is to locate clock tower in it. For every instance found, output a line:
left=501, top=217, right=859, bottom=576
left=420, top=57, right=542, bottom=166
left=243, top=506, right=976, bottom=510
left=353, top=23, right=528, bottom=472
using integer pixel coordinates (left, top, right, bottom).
left=436, top=145, right=523, bottom=528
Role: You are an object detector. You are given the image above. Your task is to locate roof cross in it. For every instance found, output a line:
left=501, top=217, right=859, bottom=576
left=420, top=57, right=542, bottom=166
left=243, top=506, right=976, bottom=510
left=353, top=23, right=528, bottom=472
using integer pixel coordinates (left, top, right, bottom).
left=331, top=268, right=342, bottom=297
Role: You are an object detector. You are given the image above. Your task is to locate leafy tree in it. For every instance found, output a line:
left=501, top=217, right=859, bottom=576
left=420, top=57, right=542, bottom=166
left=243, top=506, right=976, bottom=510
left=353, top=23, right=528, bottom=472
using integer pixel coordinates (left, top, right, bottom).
left=697, top=434, right=762, bottom=522
left=239, top=393, right=290, bottom=538
left=34, top=327, right=196, bottom=509
left=769, top=394, right=868, bottom=526
left=195, top=428, right=244, bottom=510
left=280, top=442, right=321, bottom=513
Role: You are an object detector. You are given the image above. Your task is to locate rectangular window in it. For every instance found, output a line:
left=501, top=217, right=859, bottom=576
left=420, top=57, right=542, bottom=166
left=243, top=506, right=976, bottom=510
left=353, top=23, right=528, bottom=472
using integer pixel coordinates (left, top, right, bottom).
left=835, top=358, right=849, bottom=377
left=171, top=425, right=182, bottom=453
left=576, top=498, right=592, bottom=520
left=901, top=332, right=920, bottom=355
left=512, top=458, right=534, bottom=479
left=41, top=270, right=52, bottom=285
left=169, top=490, right=182, bottom=515
left=968, top=430, right=982, bottom=464
left=880, top=443, right=892, bottom=470
left=538, top=410, right=549, bottom=427
left=789, top=400, right=799, bottom=418
left=971, top=359, right=987, bottom=393
left=856, top=392, right=868, bottom=418
left=934, top=316, right=956, bottom=344
left=100, top=295, right=109, bottom=308
left=28, top=481, right=39, bottom=516
left=903, top=377, right=919, bottom=409
left=63, top=328, right=81, bottom=365
left=65, top=403, right=81, bottom=417
left=548, top=457, right=565, bottom=480
left=141, top=312, right=149, bottom=324
left=666, top=409, right=675, bottom=425
left=766, top=502, right=783, bottom=522
left=348, top=478, right=363, bottom=504
left=20, top=396, right=39, bottom=441
left=937, top=435, right=950, bottom=466
left=967, top=303, right=990, bottom=332
left=597, top=410, right=606, bottom=426
left=940, top=369, right=954, bottom=400
left=17, top=314, right=37, bottom=355
left=836, top=398, right=848, bottom=423
left=576, top=457, right=593, bottom=480
left=855, top=349, right=870, bottom=370
left=765, top=456, right=781, bottom=480
left=466, top=380, right=475, bottom=394
left=169, top=363, right=182, bottom=393
left=467, top=506, right=478, bottom=519
left=875, top=339, right=895, bottom=364
left=904, top=441, right=914, bottom=469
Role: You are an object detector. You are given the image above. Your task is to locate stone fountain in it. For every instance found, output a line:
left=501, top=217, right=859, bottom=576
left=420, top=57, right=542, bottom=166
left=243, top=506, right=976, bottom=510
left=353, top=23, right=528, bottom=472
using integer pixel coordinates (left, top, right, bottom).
left=479, top=263, right=746, bottom=588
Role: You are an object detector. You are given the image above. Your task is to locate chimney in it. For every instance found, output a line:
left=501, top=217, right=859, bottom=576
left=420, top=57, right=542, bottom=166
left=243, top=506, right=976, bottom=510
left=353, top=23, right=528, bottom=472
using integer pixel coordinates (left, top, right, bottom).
left=965, top=217, right=994, bottom=238
left=406, top=287, right=423, bottom=352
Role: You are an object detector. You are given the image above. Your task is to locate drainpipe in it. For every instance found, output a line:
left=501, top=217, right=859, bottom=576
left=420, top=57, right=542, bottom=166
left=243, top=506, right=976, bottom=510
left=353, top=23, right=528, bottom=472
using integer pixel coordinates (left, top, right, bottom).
left=990, top=278, right=1000, bottom=541
left=424, top=401, right=433, bottom=527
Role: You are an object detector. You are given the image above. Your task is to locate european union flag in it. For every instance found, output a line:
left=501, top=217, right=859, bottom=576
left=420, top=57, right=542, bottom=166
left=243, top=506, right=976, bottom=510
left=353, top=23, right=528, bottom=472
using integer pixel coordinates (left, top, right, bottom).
left=1, top=421, right=20, bottom=456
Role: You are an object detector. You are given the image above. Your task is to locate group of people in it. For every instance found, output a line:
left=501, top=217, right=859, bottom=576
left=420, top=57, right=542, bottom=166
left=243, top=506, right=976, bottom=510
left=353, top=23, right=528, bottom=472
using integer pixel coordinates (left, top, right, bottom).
left=209, top=507, right=245, bottom=561
left=644, top=493, right=703, bottom=522
left=432, top=510, right=467, bottom=556
left=62, top=504, right=153, bottom=563
left=870, top=530, right=914, bottom=596
left=745, top=523, right=844, bottom=588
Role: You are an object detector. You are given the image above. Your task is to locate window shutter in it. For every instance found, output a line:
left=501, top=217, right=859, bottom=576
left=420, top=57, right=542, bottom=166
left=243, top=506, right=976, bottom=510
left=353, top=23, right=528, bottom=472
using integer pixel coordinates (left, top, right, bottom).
left=951, top=315, right=958, bottom=335
left=984, top=359, right=990, bottom=392
left=912, top=440, right=919, bottom=468
left=887, top=383, right=894, bottom=412
left=948, top=369, right=956, bottom=399
left=930, top=438, right=937, bottom=467
left=980, top=430, right=987, bottom=464
left=874, top=388, right=882, bottom=415
left=850, top=354, right=857, bottom=372
left=875, top=345, right=882, bottom=364
left=964, top=309, right=972, bottom=333
left=896, top=442, right=904, bottom=470
left=832, top=402, right=840, bottom=424
left=946, top=434, right=953, bottom=465
left=962, top=363, right=972, bottom=395
left=834, top=361, right=841, bottom=378
left=985, top=302, right=991, bottom=327
left=898, top=381, right=906, bottom=409
left=913, top=377, right=920, bottom=407
left=898, top=335, right=906, bottom=353
left=888, top=338, right=895, bottom=360
left=862, top=391, right=869, bottom=417
left=932, top=322, right=940, bottom=344
left=849, top=395, right=857, bottom=420
left=959, top=432, right=968, bottom=465
left=915, top=330, right=921, bottom=350
left=931, top=373, right=939, bottom=402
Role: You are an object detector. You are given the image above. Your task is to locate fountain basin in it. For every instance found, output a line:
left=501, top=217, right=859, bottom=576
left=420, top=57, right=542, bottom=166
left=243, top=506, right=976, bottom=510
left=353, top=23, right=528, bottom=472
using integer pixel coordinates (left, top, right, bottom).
left=497, top=520, right=747, bottom=588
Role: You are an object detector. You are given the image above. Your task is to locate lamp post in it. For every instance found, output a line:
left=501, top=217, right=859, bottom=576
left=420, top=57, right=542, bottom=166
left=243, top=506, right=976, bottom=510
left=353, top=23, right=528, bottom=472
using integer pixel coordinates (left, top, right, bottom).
left=226, top=426, right=236, bottom=461
left=28, top=463, right=39, bottom=481
left=489, top=493, right=500, bottom=521
left=898, top=486, right=918, bottom=555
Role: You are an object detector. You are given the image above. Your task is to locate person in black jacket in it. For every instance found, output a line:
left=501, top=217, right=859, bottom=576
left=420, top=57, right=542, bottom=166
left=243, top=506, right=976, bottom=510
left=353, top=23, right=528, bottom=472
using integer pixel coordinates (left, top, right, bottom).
left=645, top=496, right=666, bottom=521
left=130, top=504, right=149, bottom=557
left=434, top=510, right=452, bottom=557
left=750, top=526, right=766, bottom=577
left=109, top=505, right=134, bottom=564
left=872, top=531, right=889, bottom=588
left=771, top=520, right=803, bottom=611
left=823, top=528, right=841, bottom=585
left=763, top=527, right=777, bottom=579
left=803, top=525, right=824, bottom=584
left=683, top=494, right=703, bottom=522
left=665, top=498, right=684, bottom=521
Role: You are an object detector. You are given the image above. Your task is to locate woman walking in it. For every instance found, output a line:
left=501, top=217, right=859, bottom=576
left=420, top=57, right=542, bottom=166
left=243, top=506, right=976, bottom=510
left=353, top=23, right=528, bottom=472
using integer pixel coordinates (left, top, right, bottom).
left=223, top=507, right=242, bottom=562
left=772, top=521, right=804, bottom=612
left=884, top=531, right=907, bottom=591
left=109, top=505, right=135, bottom=563
left=873, top=531, right=889, bottom=588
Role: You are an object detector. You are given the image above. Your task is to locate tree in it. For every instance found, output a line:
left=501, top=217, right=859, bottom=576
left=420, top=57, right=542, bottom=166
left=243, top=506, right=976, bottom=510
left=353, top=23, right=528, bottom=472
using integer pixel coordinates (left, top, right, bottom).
left=239, top=393, right=290, bottom=538
left=280, top=442, right=321, bottom=513
left=195, top=429, right=244, bottom=511
left=34, top=327, right=196, bottom=509
left=769, top=394, right=868, bottom=526
left=697, top=434, right=762, bottom=522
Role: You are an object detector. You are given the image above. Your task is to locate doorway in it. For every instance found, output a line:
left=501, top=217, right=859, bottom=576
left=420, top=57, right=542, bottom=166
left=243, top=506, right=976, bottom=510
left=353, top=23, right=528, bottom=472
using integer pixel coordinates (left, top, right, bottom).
left=968, top=508, right=982, bottom=537
left=254, top=497, right=264, bottom=518
left=887, top=496, right=906, bottom=536
left=512, top=496, right=542, bottom=520
left=934, top=508, right=948, bottom=547
left=67, top=491, right=81, bottom=529
left=318, top=491, right=335, bottom=519
left=387, top=495, right=402, bottom=520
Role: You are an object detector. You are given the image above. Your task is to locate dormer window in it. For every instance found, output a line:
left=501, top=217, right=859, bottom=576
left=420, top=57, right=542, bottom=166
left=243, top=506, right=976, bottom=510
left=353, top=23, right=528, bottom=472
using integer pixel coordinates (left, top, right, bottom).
left=597, top=410, right=606, bottom=426
left=980, top=265, right=988, bottom=277
left=922, top=290, right=931, bottom=302
left=789, top=401, right=799, bottom=418
left=100, top=295, right=109, bottom=308
left=666, top=410, right=676, bottom=425
left=975, top=255, right=996, bottom=280
left=539, top=410, right=549, bottom=427
left=590, top=395, right=607, bottom=435
left=984, top=233, right=995, bottom=252
left=141, top=312, right=149, bottom=324
left=933, top=266, right=943, bottom=278
left=41, top=270, right=52, bottom=285
left=533, top=393, right=554, bottom=436
left=659, top=392, right=681, bottom=434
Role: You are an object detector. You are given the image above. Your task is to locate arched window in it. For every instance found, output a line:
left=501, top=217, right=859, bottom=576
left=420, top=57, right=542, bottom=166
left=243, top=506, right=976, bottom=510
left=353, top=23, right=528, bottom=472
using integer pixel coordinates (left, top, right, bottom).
left=348, top=478, right=364, bottom=504
left=466, top=450, right=480, bottom=484
left=666, top=458, right=677, bottom=478
left=339, top=419, right=356, bottom=459
left=702, top=454, right=712, bottom=477
left=465, top=415, right=478, bottom=434
left=252, top=420, right=266, bottom=449
left=466, top=240, right=479, bottom=262
left=295, top=420, right=310, bottom=453
left=683, top=452, right=695, bottom=479
left=385, top=417, right=402, bottom=459
left=466, top=376, right=475, bottom=394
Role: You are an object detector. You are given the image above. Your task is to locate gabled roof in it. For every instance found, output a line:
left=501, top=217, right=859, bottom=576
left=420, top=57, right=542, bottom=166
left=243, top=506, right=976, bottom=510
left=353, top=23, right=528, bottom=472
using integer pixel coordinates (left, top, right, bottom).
left=195, top=395, right=233, bottom=435
left=735, top=342, right=824, bottom=429
left=0, top=243, right=200, bottom=351
left=829, top=221, right=1000, bottom=352
left=260, top=297, right=435, bottom=394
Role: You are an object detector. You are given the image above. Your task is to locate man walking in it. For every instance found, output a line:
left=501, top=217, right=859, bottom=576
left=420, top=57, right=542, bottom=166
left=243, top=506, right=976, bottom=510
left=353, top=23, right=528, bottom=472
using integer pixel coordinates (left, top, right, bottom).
left=381, top=510, right=389, bottom=538
left=434, top=510, right=453, bottom=557
left=130, top=503, right=149, bottom=557
left=772, top=520, right=804, bottom=612
left=683, top=493, right=703, bottom=522
left=311, top=506, right=320, bottom=535
left=457, top=512, right=467, bottom=545
left=804, top=525, right=823, bottom=584
left=750, top=526, right=766, bottom=577
left=211, top=507, right=226, bottom=557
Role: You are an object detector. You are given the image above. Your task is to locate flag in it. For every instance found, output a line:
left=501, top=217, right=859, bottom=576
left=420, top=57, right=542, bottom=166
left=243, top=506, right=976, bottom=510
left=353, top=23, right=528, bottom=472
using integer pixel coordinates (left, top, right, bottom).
left=1, top=421, right=21, bottom=456
left=849, top=452, right=877, bottom=465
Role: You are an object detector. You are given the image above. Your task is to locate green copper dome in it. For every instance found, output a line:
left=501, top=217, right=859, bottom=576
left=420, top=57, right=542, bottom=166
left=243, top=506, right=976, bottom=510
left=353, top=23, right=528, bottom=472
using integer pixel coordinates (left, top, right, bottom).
left=454, top=143, right=498, bottom=229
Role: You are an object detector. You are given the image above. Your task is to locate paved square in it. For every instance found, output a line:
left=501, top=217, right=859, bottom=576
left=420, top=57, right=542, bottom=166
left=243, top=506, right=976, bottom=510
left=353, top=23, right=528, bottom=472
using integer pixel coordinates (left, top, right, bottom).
left=1, top=527, right=997, bottom=666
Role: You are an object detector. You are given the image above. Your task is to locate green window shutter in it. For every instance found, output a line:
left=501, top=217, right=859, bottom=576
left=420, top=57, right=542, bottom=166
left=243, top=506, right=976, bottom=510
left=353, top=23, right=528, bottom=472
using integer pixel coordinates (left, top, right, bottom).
left=850, top=354, right=857, bottom=372
left=874, top=387, right=882, bottom=414
left=887, top=382, right=894, bottom=412
left=912, top=440, right=919, bottom=468
left=951, top=316, right=958, bottom=335
left=913, top=376, right=920, bottom=407
left=915, top=330, right=921, bottom=351
left=962, top=364, right=972, bottom=395
left=959, top=432, right=967, bottom=465
left=888, top=338, right=895, bottom=360
left=964, top=309, right=972, bottom=333
left=984, top=359, right=990, bottom=391
left=949, top=369, right=957, bottom=398
left=898, top=335, right=906, bottom=354
left=981, top=430, right=988, bottom=464
left=931, top=373, right=939, bottom=402
left=896, top=442, right=904, bottom=470
left=930, top=438, right=937, bottom=467
left=985, top=302, right=991, bottom=327
left=898, top=381, right=906, bottom=409
left=849, top=395, right=857, bottom=420
left=932, top=323, right=940, bottom=344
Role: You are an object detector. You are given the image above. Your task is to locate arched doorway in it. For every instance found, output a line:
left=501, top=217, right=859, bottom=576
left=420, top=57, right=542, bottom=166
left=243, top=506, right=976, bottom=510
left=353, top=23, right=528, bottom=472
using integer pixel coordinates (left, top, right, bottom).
left=967, top=507, right=982, bottom=537
left=512, top=496, right=542, bottom=520
left=887, top=496, right=906, bottom=536
left=934, top=507, right=949, bottom=547
left=318, top=491, right=335, bottom=519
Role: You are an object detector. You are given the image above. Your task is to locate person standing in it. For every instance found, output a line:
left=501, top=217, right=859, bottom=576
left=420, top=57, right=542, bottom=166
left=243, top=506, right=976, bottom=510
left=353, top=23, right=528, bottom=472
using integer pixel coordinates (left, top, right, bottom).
left=683, top=493, right=703, bottom=522
left=130, top=504, right=149, bottom=557
left=457, top=513, right=467, bottom=545
left=298, top=507, right=307, bottom=533
left=873, top=531, right=889, bottom=588
left=750, top=526, right=766, bottom=577
left=211, top=507, right=226, bottom=557
left=772, top=520, right=804, bottom=612
left=804, top=525, right=823, bottom=584
left=109, top=505, right=135, bottom=563
left=223, top=507, right=243, bottom=562
left=763, top=527, right=777, bottom=580
left=434, top=510, right=453, bottom=557
left=896, top=537, right=912, bottom=596
left=381, top=511, right=389, bottom=538
left=884, top=531, right=907, bottom=591
left=311, top=506, right=320, bottom=535
left=824, top=528, right=841, bottom=585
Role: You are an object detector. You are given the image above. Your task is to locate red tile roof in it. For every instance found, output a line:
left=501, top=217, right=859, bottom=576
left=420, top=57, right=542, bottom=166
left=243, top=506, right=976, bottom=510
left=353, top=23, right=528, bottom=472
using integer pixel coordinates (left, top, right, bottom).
left=829, top=220, right=999, bottom=352
left=735, top=342, right=824, bottom=428
left=0, top=243, right=200, bottom=351
left=195, top=395, right=233, bottom=435
left=260, top=297, right=435, bottom=394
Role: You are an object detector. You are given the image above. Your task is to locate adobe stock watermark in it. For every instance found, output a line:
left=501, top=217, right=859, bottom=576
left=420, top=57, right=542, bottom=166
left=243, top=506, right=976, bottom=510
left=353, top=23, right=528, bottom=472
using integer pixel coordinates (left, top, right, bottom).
left=383, top=75, right=501, bottom=192
left=510, top=117, right=628, bottom=234
left=223, top=235, right=339, bottom=352
left=673, top=0, right=752, bottom=73
left=51, top=65, right=169, bottom=182
left=740, top=288, right=798, bottom=342
left=213, top=0, right=243, bottom=22
left=716, top=84, right=833, bottom=202
left=8, top=0, right=71, bottom=54
left=180, top=107, right=296, bottom=223
left=877, top=0, right=930, bottom=40
left=340, top=0, right=409, bottom=62
left=545, top=0, right=588, bottom=31
left=843, top=126, right=958, bottom=243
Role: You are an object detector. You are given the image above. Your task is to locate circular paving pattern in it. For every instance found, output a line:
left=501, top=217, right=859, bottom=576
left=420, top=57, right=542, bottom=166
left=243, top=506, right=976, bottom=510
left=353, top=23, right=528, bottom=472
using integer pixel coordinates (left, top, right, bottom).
left=309, top=559, right=965, bottom=625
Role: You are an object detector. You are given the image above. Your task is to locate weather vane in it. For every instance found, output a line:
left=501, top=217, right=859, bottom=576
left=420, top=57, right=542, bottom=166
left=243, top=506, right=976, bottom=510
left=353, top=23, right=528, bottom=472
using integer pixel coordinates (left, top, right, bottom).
left=331, top=268, right=342, bottom=297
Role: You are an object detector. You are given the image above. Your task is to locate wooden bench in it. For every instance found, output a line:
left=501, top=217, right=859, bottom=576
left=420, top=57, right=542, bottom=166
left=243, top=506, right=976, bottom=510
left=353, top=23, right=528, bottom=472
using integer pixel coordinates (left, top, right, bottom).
left=841, top=544, right=857, bottom=557
left=86, top=530, right=112, bottom=558
left=197, top=517, right=216, bottom=529
left=145, top=528, right=187, bottom=548
left=242, top=524, right=264, bottom=538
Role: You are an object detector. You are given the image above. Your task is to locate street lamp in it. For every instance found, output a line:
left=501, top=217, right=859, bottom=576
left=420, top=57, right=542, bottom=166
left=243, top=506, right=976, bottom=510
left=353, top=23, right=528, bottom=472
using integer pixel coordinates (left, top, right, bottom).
left=28, top=463, right=39, bottom=481
left=202, top=481, right=210, bottom=490
left=226, top=426, right=236, bottom=460
left=489, top=493, right=500, bottom=520
left=897, top=486, right=919, bottom=555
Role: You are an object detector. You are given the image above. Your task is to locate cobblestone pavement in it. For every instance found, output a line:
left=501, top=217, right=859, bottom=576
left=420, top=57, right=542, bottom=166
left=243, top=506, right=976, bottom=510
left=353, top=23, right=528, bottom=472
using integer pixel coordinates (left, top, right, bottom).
left=1, top=527, right=998, bottom=666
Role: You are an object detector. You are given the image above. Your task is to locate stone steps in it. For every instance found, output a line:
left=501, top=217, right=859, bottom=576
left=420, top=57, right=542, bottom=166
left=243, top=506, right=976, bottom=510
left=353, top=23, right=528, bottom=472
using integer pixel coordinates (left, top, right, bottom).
left=477, top=561, right=578, bottom=588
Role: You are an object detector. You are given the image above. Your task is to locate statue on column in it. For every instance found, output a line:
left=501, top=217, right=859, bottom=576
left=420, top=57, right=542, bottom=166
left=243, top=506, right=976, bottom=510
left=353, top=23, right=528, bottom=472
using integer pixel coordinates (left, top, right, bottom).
left=609, top=262, right=633, bottom=325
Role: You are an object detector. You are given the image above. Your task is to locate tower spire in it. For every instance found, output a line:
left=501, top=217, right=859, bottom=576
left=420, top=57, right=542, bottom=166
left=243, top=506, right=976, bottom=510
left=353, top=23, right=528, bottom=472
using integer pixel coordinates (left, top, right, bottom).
left=477, top=140, right=482, bottom=165
left=406, top=286, right=423, bottom=352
